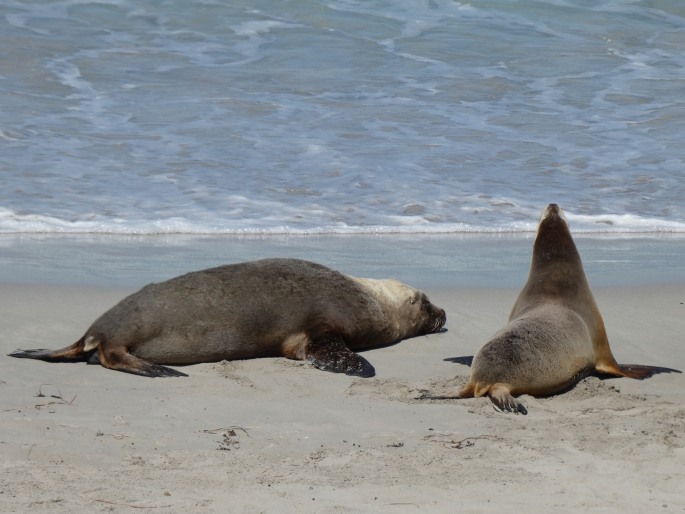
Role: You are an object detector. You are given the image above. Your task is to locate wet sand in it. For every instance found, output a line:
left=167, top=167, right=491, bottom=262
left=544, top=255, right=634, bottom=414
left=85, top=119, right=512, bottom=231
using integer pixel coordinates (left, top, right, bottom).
left=2, top=280, right=683, bottom=512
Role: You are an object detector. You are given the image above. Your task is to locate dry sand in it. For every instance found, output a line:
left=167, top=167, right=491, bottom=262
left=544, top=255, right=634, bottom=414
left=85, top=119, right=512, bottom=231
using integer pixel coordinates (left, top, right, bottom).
left=1, top=283, right=684, bottom=512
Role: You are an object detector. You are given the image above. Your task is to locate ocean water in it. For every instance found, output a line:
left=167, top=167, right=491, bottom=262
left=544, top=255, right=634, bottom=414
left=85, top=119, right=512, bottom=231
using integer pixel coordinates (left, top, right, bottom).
left=3, top=232, right=685, bottom=288
left=2, top=0, right=685, bottom=236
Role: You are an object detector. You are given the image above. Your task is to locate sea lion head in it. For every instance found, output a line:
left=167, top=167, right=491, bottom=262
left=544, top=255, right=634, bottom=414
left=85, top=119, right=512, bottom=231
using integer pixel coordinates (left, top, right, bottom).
left=406, top=285, right=446, bottom=336
left=533, top=203, right=581, bottom=268
left=520, top=203, right=587, bottom=300
left=353, top=278, right=446, bottom=339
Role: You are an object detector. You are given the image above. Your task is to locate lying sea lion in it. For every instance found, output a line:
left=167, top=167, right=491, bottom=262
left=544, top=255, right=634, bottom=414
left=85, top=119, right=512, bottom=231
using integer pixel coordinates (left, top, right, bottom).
left=424, top=204, right=678, bottom=414
left=10, top=258, right=446, bottom=378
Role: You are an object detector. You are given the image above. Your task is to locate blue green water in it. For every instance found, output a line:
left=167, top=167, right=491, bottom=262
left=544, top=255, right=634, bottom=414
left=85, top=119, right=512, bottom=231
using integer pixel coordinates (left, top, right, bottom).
left=2, top=0, right=685, bottom=235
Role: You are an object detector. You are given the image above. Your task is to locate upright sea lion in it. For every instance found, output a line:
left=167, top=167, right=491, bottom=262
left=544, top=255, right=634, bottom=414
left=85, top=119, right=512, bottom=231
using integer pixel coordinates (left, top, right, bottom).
left=10, top=258, right=446, bottom=378
left=425, top=204, right=678, bottom=414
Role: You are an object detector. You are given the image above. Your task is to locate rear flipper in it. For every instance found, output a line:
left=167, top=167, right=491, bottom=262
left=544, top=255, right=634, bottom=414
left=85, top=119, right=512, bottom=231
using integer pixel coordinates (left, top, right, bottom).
left=443, top=356, right=474, bottom=366
left=9, top=337, right=92, bottom=362
left=417, top=381, right=475, bottom=401
left=420, top=382, right=528, bottom=415
left=596, top=363, right=681, bottom=380
left=305, top=335, right=375, bottom=378
left=488, top=383, right=528, bottom=415
left=9, top=338, right=186, bottom=378
left=98, top=343, right=187, bottom=378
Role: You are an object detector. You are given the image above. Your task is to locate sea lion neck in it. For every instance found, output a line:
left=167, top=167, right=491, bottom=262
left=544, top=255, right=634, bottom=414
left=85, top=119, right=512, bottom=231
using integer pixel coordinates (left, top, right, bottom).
left=522, top=213, right=587, bottom=299
left=532, top=216, right=582, bottom=271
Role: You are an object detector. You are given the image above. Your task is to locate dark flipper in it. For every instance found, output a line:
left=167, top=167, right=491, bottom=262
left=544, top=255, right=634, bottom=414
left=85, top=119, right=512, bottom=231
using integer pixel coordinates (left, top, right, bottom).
left=418, top=392, right=459, bottom=400
left=9, top=338, right=186, bottom=378
left=418, top=379, right=475, bottom=401
left=87, top=350, right=101, bottom=364
left=9, top=337, right=92, bottom=362
left=488, top=384, right=528, bottom=415
left=305, top=335, right=375, bottom=378
left=98, top=345, right=187, bottom=377
left=10, top=348, right=71, bottom=360
left=604, top=364, right=681, bottom=380
left=444, top=356, right=474, bottom=367
left=111, top=362, right=188, bottom=378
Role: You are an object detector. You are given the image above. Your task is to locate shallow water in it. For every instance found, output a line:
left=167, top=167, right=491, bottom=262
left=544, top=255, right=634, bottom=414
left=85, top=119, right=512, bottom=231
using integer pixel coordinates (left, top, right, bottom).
left=2, top=234, right=684, bottom=288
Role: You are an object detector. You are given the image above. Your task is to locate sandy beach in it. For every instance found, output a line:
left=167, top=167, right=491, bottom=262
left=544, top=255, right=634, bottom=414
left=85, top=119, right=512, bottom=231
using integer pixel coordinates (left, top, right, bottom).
left=3, top=0, right=685, bottom=509
left=2, top=278, right=684, bottom=513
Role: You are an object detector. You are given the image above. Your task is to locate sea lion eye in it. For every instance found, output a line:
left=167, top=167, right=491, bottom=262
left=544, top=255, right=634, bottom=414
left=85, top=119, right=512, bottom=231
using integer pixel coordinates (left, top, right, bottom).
left=410, top=298, right=416, bottom=305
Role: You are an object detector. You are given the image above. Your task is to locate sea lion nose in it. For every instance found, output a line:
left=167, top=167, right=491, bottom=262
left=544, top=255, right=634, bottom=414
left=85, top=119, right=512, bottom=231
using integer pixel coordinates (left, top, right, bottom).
left=541, top=203, right=562, bottom=220
left=435, top=307, right=447, bottom=327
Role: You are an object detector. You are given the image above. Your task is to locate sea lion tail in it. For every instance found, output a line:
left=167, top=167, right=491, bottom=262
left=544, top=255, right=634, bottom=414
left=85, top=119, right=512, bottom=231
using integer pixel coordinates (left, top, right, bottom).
left=8, top=336, right=94, bottom=363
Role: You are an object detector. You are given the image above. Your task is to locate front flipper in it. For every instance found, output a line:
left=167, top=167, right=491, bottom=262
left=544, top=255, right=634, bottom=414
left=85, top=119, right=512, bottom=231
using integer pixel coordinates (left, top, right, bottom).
left=305, top=336, right=375, bottom=378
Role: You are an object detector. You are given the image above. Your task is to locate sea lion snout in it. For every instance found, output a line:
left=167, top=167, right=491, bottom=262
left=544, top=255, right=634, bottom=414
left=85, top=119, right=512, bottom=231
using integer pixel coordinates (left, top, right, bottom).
left=423, top=301, right=447, bottom=334
left=540, top=203, right=566, bottom=222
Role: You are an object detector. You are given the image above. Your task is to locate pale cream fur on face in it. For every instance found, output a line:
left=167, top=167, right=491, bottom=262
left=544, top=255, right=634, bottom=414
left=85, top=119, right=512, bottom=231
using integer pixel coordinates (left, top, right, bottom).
left=349, top=277, right=418, bottom=308
left=349, top=277, right=423, bottom=339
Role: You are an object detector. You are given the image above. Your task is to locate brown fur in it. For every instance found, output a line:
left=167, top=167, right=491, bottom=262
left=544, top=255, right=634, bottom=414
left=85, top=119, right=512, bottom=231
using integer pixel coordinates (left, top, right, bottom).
left=10, top=258, right=446, bottom=378
left=426, top=204, right=679, bottom=414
